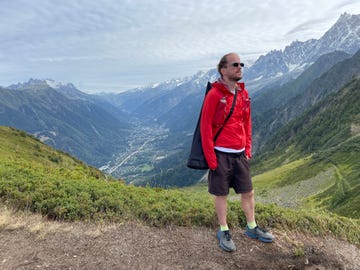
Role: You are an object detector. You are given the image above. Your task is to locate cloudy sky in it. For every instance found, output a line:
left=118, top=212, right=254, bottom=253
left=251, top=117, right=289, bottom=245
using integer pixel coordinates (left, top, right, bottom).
left=1, top=0, right=359, bottom=93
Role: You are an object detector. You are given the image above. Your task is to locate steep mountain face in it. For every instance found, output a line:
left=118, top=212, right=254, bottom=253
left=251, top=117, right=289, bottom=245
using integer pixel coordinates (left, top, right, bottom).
left=245, top=13, right=360, bottom=83
left=253, top=77, right=360, bottom=218
left=257, top=77, right=360, bottom=157
left=310, top=13, right=360, bottom=59
left=246, top=49, right=290, bottom=80
left=0, top=79, right=131, bottom=167
left=252, top=49, right=360, bottom=153
left=251, top=50, right=351, bottom=117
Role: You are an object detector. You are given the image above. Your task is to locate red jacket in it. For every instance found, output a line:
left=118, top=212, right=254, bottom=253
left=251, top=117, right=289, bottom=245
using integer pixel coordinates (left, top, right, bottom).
left=200, top=81, right=252, bottom=170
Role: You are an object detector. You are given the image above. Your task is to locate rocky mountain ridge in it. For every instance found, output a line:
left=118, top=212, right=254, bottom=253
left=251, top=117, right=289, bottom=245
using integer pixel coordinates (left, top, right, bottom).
left=246, top=13, right=360, bottom=82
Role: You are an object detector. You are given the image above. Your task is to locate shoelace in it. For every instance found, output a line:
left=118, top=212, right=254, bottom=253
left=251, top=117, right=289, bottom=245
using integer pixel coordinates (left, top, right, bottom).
left=224, top=231, right=232, bottom=241
left=256, top=226, right=268, bottom=233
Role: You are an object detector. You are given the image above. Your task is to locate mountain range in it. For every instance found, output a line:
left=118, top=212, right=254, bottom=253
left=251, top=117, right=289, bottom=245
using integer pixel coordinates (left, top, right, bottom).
left=0, top=79, right=130, bottom=167
left=245, top=13, right=360, bottom=90
left=251, top=49, right=360, bottom=153
left=0, top=13, right=359, bottom=189
left=98, top=13, right=360, bottom=186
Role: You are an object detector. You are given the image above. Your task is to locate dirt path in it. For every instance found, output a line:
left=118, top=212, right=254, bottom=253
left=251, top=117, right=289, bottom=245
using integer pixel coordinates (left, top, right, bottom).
left=0, top=211, right=359, bottom=270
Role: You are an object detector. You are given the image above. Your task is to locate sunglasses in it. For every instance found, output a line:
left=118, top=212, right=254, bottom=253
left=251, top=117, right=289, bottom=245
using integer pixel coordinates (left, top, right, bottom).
left=230, top=62, right=244, bottom=68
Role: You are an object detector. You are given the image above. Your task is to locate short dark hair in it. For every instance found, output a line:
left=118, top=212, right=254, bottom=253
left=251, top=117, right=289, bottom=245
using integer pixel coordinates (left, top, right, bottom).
left=217, top=53, right=236, bottom=77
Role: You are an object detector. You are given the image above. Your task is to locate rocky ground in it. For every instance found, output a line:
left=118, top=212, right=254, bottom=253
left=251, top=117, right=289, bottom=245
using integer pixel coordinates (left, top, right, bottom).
left=0, top=209, right=359, bottom=270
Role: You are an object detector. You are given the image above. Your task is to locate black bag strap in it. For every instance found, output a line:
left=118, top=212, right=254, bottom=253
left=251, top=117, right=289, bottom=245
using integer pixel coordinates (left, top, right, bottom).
left=213, top=89, right=238, bottom=142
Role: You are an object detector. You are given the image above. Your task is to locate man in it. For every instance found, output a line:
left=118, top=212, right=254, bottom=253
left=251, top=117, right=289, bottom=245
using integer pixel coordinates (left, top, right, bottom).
left=200, top=52, right=274, bottom=252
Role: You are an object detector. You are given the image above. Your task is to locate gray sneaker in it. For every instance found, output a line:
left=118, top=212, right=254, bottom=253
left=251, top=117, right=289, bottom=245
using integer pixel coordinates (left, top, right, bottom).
left=245, top=225, right=275, bottom=243
left=216, top=230, right=236, bottom=252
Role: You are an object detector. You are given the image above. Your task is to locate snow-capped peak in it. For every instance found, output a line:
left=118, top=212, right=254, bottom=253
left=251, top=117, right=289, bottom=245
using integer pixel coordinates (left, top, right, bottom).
left=45, top=79, right=63, bottom=89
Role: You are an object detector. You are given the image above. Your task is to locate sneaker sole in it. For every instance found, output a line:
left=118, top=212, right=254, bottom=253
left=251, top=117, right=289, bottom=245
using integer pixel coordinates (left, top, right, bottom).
left=219, top=242, right=236, bottom=252
left=244, top=231, right=274, bottom=243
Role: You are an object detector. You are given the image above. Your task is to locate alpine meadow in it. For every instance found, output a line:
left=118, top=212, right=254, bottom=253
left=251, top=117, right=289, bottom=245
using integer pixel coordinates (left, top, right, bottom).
left=0, top=12, right=360, bottom=270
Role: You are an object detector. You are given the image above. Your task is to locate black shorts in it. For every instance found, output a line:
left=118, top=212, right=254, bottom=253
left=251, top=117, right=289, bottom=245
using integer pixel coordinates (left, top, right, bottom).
left=208, top=150, right=253, bottom=196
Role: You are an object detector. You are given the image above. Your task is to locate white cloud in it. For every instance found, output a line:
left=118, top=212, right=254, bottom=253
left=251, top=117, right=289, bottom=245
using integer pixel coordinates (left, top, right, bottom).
left=0, top=0, right=359, bottom=93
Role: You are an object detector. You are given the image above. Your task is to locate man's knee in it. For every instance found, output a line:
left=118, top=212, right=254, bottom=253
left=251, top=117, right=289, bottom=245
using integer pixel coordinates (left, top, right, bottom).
left=241, top=189, right=254, bottom=199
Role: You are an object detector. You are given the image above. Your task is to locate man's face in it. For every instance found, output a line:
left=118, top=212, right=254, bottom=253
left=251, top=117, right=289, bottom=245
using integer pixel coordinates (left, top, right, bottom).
left=222, top=54, right=243, bottom=82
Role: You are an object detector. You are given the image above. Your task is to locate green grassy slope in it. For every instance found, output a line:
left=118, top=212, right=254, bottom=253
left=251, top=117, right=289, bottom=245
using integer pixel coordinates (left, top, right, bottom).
left=0, top=126, right=359, bottom=244
left=252, top=78, right=360, bottom=218
left=0, top=126, right=214, bottom=224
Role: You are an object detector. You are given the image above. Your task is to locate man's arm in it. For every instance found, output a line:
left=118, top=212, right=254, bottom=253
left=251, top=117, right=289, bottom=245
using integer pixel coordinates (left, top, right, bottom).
left=244, top=93, right=252, bottom=159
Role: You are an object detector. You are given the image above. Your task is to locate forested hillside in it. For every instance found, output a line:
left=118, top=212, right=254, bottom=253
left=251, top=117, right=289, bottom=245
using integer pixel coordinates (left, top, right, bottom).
left=0, top=82, right=130, bottom=167
left=252, top=49, right=360, bottom=153
left=252, top=78, right=360, bottom=218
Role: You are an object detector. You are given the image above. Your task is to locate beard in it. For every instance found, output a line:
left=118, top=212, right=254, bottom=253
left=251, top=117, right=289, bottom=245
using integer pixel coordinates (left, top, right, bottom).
left=230, top=73, right=242, bottom=82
